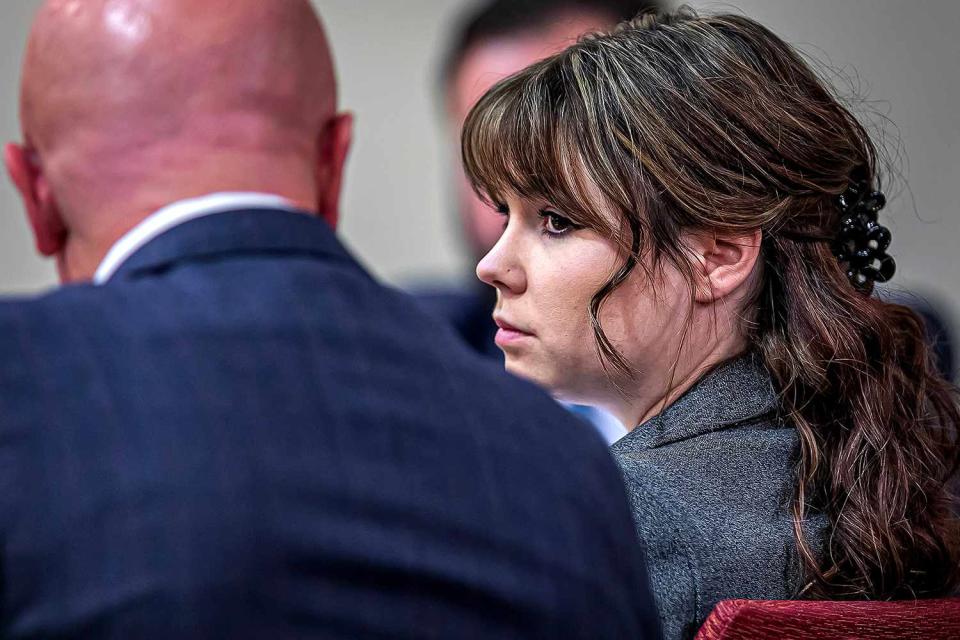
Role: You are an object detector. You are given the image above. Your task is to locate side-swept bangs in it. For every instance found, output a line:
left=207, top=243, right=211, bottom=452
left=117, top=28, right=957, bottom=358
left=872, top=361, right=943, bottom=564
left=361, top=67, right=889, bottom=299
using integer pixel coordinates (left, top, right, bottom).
left=460, top=52, right=630, bottom=241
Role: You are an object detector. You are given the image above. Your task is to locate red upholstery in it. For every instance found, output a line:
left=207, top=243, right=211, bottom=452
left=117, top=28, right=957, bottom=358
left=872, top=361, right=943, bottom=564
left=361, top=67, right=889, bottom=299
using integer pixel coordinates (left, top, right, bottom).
left=695, top=598, right=960, bottom=640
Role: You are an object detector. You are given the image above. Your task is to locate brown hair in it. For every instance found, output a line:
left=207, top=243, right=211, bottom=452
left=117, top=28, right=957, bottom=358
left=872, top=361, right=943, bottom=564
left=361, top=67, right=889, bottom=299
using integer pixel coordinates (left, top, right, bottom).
left=462, top=9, right=960, bottom=599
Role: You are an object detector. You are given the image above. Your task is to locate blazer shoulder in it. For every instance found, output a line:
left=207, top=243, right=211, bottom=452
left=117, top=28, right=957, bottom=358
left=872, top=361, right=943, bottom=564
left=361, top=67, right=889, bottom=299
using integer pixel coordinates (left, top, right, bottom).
left=612, top=423, right=803, bottom=639
left=612, top=448, right=703, bottom=640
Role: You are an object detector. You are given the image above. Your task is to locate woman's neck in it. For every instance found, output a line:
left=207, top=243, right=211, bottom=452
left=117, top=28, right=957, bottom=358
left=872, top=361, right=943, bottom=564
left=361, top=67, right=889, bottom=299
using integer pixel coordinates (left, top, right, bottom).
left=608, top=336, right=747, bottom=431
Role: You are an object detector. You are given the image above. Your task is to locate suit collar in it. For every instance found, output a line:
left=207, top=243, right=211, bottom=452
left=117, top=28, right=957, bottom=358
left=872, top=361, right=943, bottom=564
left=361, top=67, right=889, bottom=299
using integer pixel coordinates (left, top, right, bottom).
left=94, top=192, right=296, bottom=283
left=107, top=208, right=359, bottom=283
left=623, top=353, right=779, bottom=448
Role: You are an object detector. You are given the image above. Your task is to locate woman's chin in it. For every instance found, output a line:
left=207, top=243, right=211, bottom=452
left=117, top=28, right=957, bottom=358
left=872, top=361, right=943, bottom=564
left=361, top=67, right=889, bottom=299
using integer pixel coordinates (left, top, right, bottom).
left=504, top=357, right=578, bottom=399
left=504, top=357, right=554, bottom=389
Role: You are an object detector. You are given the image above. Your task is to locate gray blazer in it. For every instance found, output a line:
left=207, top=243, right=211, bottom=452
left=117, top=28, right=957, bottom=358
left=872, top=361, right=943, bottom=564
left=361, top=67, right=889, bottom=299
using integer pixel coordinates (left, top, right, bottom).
left=611, top=355, right=827, bottom=640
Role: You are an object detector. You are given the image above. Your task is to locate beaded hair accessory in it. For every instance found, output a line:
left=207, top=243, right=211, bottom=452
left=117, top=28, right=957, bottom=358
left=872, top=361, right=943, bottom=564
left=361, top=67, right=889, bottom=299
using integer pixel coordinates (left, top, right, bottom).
left=832, top=182, right=896, bottom=292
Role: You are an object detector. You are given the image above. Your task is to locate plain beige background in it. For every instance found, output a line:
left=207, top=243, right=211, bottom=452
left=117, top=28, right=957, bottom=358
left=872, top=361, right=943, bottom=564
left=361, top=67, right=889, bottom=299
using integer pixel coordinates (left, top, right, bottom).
left=1, top=1, right=957, bottom=339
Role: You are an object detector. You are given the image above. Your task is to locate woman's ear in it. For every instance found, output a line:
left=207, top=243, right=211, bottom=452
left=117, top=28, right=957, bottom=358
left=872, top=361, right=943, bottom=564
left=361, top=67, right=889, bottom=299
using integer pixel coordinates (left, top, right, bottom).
left=683, top=228, right=763, bottom=303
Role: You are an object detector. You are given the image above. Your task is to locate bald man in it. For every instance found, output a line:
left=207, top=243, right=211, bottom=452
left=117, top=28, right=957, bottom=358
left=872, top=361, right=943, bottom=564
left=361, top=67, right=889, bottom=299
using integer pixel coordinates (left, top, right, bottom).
left=0, top=1, right=659, bottom=638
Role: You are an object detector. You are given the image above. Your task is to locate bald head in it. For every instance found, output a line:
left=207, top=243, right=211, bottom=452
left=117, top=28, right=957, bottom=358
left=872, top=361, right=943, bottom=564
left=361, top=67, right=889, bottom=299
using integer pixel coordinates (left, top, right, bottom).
left=7, top=0, right=352, bottom=281
left=24, top=0, right=337, bottom=150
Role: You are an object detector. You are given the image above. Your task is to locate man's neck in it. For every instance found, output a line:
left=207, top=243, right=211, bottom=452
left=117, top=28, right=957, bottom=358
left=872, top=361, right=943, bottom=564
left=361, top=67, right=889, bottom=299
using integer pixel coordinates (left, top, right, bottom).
left=59, top=191, right=306, bottom=284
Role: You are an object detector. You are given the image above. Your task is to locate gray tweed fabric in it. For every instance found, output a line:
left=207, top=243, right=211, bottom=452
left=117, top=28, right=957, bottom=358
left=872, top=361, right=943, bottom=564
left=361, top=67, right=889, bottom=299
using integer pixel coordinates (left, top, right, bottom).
left=611, top=354, right=827, bottom=640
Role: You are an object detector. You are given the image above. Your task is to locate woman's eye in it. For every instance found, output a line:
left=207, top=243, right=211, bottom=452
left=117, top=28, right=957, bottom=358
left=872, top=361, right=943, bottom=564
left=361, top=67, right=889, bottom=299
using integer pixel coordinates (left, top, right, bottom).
left=494, top=203, right=509, bottom=230
left=539, top=210, right=576, bottom=235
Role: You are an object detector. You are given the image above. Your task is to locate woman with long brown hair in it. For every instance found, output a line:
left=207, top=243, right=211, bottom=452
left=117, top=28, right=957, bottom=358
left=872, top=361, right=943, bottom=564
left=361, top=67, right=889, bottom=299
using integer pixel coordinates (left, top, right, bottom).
left=461, top=9, right=959, bottom=639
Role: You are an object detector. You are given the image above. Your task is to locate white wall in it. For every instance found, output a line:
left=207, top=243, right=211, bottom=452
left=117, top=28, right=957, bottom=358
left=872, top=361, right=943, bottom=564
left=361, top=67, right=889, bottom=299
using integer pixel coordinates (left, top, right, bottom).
left=1, top=0, right=957, bottom=332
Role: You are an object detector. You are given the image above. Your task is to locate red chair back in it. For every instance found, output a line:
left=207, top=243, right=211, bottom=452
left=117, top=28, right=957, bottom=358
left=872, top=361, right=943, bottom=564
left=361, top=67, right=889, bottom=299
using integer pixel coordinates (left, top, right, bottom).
left=695, top=598, right=960, bottom=640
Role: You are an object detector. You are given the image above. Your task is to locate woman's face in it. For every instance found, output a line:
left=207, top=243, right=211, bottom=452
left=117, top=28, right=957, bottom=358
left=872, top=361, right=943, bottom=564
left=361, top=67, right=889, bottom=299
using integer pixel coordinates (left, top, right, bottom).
left=476, top=193, right=693, bottom=412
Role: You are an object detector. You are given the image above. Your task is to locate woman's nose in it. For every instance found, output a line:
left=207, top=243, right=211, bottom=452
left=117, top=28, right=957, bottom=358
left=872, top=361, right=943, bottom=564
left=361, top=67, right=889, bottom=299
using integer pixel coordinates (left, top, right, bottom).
left=476, top=235, right=526, bottom=296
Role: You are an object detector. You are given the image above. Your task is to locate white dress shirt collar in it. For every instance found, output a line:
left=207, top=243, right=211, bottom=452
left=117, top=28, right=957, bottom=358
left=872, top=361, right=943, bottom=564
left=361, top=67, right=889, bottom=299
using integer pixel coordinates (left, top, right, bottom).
left=93, top=192, right=295, bottom=285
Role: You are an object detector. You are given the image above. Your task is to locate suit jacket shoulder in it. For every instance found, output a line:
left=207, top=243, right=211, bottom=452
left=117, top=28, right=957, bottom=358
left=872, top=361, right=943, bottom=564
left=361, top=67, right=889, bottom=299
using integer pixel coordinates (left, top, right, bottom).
left=0, top=210, right=659, bottom=639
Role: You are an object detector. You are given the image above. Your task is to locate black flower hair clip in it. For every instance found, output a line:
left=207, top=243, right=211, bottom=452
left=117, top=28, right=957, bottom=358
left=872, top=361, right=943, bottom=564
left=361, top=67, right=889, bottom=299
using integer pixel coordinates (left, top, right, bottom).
left=833, top=182, right=896, bottom=292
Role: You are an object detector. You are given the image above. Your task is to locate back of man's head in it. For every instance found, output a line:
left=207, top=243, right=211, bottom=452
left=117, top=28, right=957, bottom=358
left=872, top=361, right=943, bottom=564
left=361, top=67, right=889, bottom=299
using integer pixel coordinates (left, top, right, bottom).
left=5, top=0, right=352, bottom=282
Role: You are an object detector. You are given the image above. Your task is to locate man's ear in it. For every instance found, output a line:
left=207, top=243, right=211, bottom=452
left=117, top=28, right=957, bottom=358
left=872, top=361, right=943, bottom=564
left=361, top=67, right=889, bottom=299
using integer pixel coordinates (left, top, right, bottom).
left=314, top=112, right=354, bottom=229
left=684, top=228, right=763, bottom=304
left=4, top=143, right=66, bottom=256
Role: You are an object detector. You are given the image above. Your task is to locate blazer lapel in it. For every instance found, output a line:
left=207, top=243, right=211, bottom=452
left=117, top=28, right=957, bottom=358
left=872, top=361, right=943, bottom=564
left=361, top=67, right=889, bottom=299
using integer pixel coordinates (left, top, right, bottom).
left=630, top=354, right=780, bottom=448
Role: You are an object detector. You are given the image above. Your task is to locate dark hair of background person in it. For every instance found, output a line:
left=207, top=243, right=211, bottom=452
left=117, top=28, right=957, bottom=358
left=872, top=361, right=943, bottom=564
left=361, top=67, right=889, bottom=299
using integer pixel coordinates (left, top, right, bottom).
left=440, top=0, right=663, bottom=89
left=462, top=9, right=960, bottom=600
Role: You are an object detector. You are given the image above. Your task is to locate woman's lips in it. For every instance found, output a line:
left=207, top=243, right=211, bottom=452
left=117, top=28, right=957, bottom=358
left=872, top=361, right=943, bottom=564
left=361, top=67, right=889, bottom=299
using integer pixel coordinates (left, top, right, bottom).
left=494, top=317, right=535, bottom=347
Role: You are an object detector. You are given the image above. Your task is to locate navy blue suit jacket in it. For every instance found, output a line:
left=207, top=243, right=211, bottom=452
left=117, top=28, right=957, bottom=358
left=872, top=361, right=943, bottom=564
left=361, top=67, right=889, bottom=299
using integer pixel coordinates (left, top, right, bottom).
left=0, top=209, right=658, bottom=639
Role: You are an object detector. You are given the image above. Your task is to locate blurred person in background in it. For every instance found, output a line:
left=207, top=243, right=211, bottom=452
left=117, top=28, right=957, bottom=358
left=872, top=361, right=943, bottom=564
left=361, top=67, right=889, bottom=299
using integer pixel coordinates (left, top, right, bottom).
left=0, top=1, right=660, bottom=637
left=417, top=0, right=663, bottom=443
left=885, top=290, right=956, bottom=381
left=464, top=9, right=960, bottom=639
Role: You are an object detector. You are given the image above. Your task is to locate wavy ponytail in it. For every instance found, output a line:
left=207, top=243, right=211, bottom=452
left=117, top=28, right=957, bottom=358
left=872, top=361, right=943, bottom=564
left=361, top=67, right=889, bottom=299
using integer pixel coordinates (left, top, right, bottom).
left=761, top=216, right=960, bottom=598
